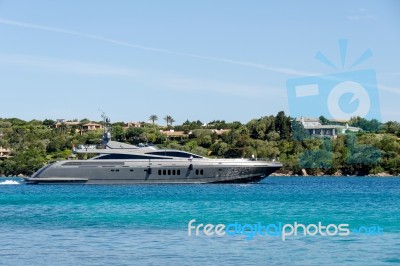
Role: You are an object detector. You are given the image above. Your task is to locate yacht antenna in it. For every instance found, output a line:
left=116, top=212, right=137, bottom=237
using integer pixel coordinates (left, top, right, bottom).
left=101, top=112, right=112, bottom=144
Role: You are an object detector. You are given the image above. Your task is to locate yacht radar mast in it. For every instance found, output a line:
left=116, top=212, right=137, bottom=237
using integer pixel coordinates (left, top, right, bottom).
left=101, top=112, right=112, bottom=144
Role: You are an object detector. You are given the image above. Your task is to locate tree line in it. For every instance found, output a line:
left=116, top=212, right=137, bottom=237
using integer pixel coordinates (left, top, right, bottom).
left=0, top=112, right=399, bottom=176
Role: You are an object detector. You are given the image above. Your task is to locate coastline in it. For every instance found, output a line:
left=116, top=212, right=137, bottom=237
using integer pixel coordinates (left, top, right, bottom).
left=1, top=175, right=399, bottom=180
left=3, top=168, right=398, bottom=179
left=6, top=171, right=398, bottom=178
left=269, top=170, right=398, bottom=177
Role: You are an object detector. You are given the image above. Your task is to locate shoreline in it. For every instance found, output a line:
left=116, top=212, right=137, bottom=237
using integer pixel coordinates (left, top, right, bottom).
left=270, top=171, right=398, bottom=177
left=1, top=175, right=399, bottom=179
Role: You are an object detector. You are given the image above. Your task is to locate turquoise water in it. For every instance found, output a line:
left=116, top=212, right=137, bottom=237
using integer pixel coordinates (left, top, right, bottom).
left=0, top=177, right=400, bottom=265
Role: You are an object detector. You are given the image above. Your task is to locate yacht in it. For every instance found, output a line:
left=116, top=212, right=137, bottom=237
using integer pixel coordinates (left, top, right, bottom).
left=24, top=117, right=282, bottom=184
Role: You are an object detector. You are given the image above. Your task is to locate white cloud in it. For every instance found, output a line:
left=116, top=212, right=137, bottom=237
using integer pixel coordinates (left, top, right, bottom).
left=379, top=71, right=400, bottom=76
left=379, top=84, right=400, bottom=95
left=0, top=54, right=139, bottom=77
left=347, top=8, right=376, bottom=20
left=0, top=18, right=316, bottom=76
left=0, top=53, right=286, bottom=99
left=164, top=77, right=285, bottom=98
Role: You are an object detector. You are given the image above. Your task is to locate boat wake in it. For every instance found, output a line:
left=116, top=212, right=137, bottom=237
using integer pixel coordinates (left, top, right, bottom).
left=0, top=180, right=21, bottom=185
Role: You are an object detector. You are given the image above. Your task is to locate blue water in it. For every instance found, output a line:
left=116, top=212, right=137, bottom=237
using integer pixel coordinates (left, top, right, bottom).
left=1, top=177, right=400, bottom=265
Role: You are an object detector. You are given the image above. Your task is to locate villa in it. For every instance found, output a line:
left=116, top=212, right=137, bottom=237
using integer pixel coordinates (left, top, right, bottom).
left=0, top=147, right=11, bottom=159
left=82, top=123, right=103, bottom=131
left=124, top=122, right=146, bottom=129
left=160, top=130, right=191, bottom=140
left=298, top=117, right=361, bottom=138
left=54, top=120, right=80, bottom=128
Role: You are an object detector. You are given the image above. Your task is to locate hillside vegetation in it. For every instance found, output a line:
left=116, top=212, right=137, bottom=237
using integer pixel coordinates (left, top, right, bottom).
left=0, top=112, right=399, bottom=176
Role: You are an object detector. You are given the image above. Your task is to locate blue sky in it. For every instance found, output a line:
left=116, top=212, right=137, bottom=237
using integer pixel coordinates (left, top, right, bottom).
left=0, top=0, right=399, bottom=124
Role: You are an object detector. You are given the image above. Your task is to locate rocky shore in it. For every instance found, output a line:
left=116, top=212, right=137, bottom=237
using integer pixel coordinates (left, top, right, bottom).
left=270, top=169, right=397, bottom=177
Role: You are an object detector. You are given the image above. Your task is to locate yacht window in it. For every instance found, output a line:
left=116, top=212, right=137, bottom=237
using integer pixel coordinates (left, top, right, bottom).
left=177, top=169, right=181, bottom=175
left=163, top=170, right=166, bottom=175
left=200, top=169, right=204, bottom=175
left=173, top=170, right=176, bottom=175
left=96, top=154, right=168, bottom=160
left=168, top=170, right=171, bottom=175
left=147, top=151, right=202, bottom=158
left=195, top=169, right=199, bottom=175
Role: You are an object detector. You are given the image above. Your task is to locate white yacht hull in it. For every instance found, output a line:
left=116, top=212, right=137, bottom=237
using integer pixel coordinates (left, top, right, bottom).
left=24, top=159, right=282, bottom=184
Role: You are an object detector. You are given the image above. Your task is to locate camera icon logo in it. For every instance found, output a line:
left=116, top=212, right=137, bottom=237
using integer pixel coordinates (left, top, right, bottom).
left=286, top=40, right=381, bottom=170
left=286, top=40, right=380, bottom=121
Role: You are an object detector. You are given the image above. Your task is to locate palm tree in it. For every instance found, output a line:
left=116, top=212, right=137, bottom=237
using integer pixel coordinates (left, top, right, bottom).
left=164, top=115, right=171, bottom=126
left=149, top=115, right=158, bottom=125
left=164, top=115, right=175, bottom=126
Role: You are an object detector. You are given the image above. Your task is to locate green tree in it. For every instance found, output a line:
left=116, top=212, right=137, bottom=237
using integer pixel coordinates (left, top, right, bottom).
left=319, top=116, right=330, bottom=125
left=192, top=129, right=213, bottom=148
left=275, top=111, right=291, bottom=140
left=42, top=119, right=55, bottom=127
left=210, top=142, right=229, bottom=157
left=181, top=120, right=203, bottom=130
left=345, top=135, right=381, bottom=175
left=246, top=119, right=267, bottom=140
left=149, top=115, right=158, bottom=125
left=299, top=149, right=333, bottom=169
left=206, top=120, right=228, bottom=130
left=383, top=121, right=400, bottom=136
left=80, top=118, right=91, bottom=124
left=349, top=116, right=381, bottom=132
left=126, top=127, right=145, bottom=144
left=112, top=125, right=125, bottom=141
left=291, top=120, right=310, bottom=141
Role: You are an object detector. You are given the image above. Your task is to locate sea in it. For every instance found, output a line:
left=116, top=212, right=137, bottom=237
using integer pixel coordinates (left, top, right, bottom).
left=0, top=176, right=399, bottom=266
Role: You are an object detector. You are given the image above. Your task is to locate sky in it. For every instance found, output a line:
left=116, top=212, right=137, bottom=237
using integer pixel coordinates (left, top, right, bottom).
left=0, top=0, right=399, bottom=124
